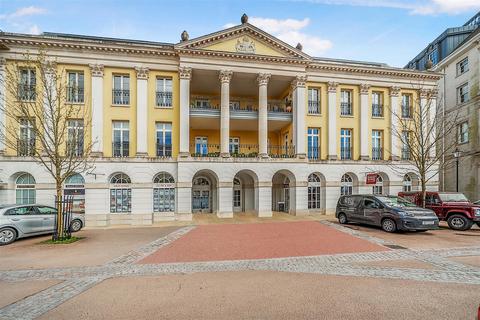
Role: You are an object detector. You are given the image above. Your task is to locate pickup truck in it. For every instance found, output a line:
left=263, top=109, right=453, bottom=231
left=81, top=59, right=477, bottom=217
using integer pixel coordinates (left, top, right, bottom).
left=398, top=191, right=480, bottom=231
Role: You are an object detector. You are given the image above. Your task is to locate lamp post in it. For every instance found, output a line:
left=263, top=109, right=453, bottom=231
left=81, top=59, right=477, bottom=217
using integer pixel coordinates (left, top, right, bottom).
left=453, top=147, right=461, bottom=192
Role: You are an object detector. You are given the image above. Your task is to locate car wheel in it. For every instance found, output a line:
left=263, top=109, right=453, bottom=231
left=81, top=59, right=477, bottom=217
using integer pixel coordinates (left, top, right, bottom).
left=381, top=218, right=397, bottom=233
left=476, top=222, right=480, bottom=228
left=447, top=214, right=472, bottom=231
left=0, top=227, right=17, bottom=245
left=70, top=219, right=83, bottom=233
left=338, top=213, right=348, bottom=224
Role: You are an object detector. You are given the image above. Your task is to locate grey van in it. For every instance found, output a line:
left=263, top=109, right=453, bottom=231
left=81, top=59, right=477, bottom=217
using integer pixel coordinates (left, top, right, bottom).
left=335, top=195, right=439, bottom=232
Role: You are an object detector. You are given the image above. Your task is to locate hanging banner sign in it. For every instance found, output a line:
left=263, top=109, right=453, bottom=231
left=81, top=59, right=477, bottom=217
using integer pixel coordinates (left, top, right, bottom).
left=366, top=173, right=378, bottom=185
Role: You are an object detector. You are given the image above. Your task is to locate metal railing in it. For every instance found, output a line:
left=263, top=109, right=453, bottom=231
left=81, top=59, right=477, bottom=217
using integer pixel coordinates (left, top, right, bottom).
left=372, top=147, right=383, bottom=160
left=268, top=145, right=296, bottom=158
left=66, top=140, right=83, bottom=157
left=230, top=104, right=257, bottom=112
left=190, top=103, right=219, bottom=110
left=401, top=104, right=412, bottom=118
left=112, top=141, right=129, bottom=157
left=52, top=195, right=74, bottom=241
left=268, top=104, right=290, bottom=113
left=18, top=84, right=36, bottom=101
left=372, top=104, right=383, bottom=117
left=308, top=146, right=320, bottom=160
left=340, top=102, right=352, bottom=116
left=230, top=144, right=259, bottom=158
left=156, top=91, right=172, bottom=107
left=190, top=143, right=220, bottom=157
left=17, top=139, right=35, bottom=156
left=340, top=146, right=352, bottom=160
left=308, top=100, right=320, bottom=114
left=112, top=89, right=130, bottom=105
left=67, top=86, right=85, bottom=103
left=401, top=148, right=411, bottom=160
left=156, top=144, right=172, bottom=157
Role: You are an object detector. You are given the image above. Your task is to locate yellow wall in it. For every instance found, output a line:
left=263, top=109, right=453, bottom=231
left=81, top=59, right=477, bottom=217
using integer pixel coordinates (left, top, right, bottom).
left=369, top=87, right=390, bottom=160
left=305, top=83, right=328, bottom=159
left=337, top=85, right=360, bottom=160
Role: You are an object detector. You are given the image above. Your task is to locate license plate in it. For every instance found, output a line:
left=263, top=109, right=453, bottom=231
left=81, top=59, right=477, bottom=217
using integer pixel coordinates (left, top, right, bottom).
left=423, top=221, right=435, bottom=225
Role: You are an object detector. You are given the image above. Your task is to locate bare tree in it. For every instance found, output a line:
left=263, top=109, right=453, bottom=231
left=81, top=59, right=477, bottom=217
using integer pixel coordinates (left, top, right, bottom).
left=0, top=50, right=95, bottom=240
left=389, top=85, right=458, bottom=207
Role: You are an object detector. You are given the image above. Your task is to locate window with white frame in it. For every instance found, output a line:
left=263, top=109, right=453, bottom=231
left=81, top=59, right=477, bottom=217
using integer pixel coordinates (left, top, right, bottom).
left=156, top=77, right=172, bottom=107
left=229, top=137, right=240, bottom=154
left=155, top=122, right=172, bottom=157
left=112, top=121, right=130, bottom=157
left=308, top=173, right=321, bottom=209
left=15, top=173, right=36, bottom=204
left=458, top=121, right=469, bottom=144
left=340, top=90, right=352, bottom=115
left=372, top=175, right=383, bottom=195
left=67, top=72, right=85, bottom=103
left=195, top=136, right=208, bottom=155
left=233, top=178, right=241, bottom=207
left=308, top=88, right=320, bottom=114
left=18, top=119, right=35, bottom=156
left=341, top=174, right=353, bottom=196
left=109, top=173, right=131, bottom=213
left=153, top=172, right=175, bottom=212
left=340, top=129, right=352, bottom=160
left=308, top=128, right=320, bottom=160
left=403, top=174, right=412, bottom=192
left=112, top=75, right=130, bottom=105
left=19, top=69, right=36, bottom=101
left=67, top=119, right=84, bottom=157
left=401, top=130, right=411, bottom=160
left=195, top=99, right=210, bottom=109
left=371, top=130, right=382, bottom=160
left=457, top=83, right=469, bottom=104
left=456, top=57, right=469, bottom=76
left=401, top=94, right=412, bottom=118
left=372, top=92, right=383, bottom=117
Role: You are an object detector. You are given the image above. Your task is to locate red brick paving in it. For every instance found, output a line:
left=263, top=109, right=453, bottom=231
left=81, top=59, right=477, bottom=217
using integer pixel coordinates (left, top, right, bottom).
left=139, top=221, right=388, bottom=264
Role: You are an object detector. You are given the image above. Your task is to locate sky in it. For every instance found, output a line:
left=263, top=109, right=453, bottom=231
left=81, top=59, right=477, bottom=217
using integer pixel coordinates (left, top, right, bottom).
left=0, top=0, right=479, bottom=67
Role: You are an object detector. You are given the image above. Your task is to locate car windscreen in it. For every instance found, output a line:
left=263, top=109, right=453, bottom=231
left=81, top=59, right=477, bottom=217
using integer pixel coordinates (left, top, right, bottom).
left=376, top=196, right=417, bottom=208
left=438, top=193, right=470, bottom=202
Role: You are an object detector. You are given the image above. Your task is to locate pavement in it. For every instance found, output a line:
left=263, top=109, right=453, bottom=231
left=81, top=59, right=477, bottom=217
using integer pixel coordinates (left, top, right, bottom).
left=0, top=216, right=479, bottom=320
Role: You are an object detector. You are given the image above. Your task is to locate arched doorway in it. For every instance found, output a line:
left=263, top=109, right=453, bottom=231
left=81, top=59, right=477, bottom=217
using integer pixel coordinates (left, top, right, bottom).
left=192, top=170, right=218, bottom=214
left=64, top=173, right=85, bottom=214
left=15, top=173, right=36, bottom=204
left=232, top=170, right=258, bottom=213
left=308, top=173, right=325, bottom=212
left=272, top=170, right=296, bottom=214
left=373, top=172, right=390, bottom=195
left=403, top=173, right=419, bottom=192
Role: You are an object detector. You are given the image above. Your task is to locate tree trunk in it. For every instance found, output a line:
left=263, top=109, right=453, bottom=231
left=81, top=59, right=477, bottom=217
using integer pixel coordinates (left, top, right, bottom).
left=55, top=183, right=63, bottom=240
left=421, top=179, right=427, bottom=208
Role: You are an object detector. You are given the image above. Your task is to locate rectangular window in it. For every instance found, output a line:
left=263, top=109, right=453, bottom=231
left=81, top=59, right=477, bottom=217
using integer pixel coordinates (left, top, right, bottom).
left=155, top=122, right=172, bottom=157
left=457, top=83, right=469, bottom=104
left=195, top=136, right=208, bottom=155
left=457, top=122, right=469, bottom=144
left=112, top=75, right=130, bottom=105
left=307, top=127, right=320, bottom=160
left=371, top=92, right=383, bottom=117
left=229, top=137, right=240, bottom=155
left=427, top=49, right=438, bottom=65
left=19, top=69, right=36, bottom=101
left=67, top=119, right=84, bottom=157
left=18, top=119, right=35, bottom=156
left=401, top=94, right=412, bottom=118
left=112, top=121, right=129, bottom=157
left=308, top=88, right=320, bottom=114
left=110, top=188, right=131, bottom=213
left=371, top=130, right=383, bottom=160
left=401, top=130, right=410, bottom=160
left=340, top=90, right=352, bottom=116
left=456, top=57, right=469, bottom=76
left=340, top=129, right=352, bottom=160
left=67, top=72, right=85, bottom=103
left=156, top=77, right=172, bottom=107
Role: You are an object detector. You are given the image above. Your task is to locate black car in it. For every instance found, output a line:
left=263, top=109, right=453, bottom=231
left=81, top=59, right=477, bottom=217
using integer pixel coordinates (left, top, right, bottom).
left=335, top=195, right=439, bottom=233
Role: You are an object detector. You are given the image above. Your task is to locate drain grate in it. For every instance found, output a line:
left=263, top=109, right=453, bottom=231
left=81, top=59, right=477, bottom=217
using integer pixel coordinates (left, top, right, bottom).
left=384, top=244, right=408, bottom=250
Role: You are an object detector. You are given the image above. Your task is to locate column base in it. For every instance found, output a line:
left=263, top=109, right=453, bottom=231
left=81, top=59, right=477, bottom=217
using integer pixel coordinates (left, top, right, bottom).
left=91, top=151, right=104, bottom=158
left=296, top=153, right=307, bottom=159
left=390, top=155, right=400, bottom=161
left=327, top=155, right=337, bottom=160
left=135, top=152, right=148, bottom=158
left=360, top=155, right=370, bottom=161
left=178, top=151, right=190, bottom=158
left=220, top=152, right=230, bottom=158
left=258, top=153, right=269, bottom=159
left=258, top=210, right=273, bottom=218
left=217, top=211, right=233, bottom=218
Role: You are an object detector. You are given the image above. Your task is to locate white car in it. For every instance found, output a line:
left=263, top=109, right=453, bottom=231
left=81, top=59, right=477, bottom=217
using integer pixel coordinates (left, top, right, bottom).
left=0, top=204, right=84, bottom=245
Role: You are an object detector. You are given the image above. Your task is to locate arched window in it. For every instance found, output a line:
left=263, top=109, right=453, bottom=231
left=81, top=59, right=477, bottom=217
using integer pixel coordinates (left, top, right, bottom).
left=233, top=178, right=241, bottom=208
left=373, top=175, right=383, bottom=195
left=153, top=172, right=175, bottom=212
left=193, top=177, right=210, bottom=186
left=403, top=174, right=412, bottom=192
left=308, top=173, right=321, bottom=209
left=15, top=173, right=35, bottom=204
left=109, top=173, right=131, bottom=213
left=64, top=173, right=85, bottom=214
left=340, top=174, right=353, bottom=196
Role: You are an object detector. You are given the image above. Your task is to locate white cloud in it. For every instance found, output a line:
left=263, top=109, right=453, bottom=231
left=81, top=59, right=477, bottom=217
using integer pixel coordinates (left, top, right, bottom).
left=28, top=25, right=41, bottom=35
left=224, top=16, right=333, bottom=55
left=0, top=6, right=47, bottom=20
left=411, top=0, right=480, bottom=15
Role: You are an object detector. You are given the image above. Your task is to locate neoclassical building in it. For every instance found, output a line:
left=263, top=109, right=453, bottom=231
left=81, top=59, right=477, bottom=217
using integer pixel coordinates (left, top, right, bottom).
left=0, top=14, right=441, bottom=226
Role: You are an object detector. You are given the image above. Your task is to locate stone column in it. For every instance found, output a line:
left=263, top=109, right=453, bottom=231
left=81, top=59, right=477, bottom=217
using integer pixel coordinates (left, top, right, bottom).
left=428, top=89, right=438, bottom=159
left=293, top=181, right=309, bottom=216
left=43, top=61, right=57, bottom=151
left=390, top=86, right=401, bottom=160
left=90, top=64, right=104, bottom=156
left=360, top=84, right=370, bottom=160
left=179, top=66, right=192, bottom=157
left=257, top=73, right=271, bottom=158
left=176, top=181, right=192, bottom=218
left=218, top=181, right=233, bottom=218
left=292, top=75, right=307, bottom=158
left=135, top=67, right=149, bottom=157
left=327, top=82, right=338, bottom=160
left=257, top=181, right=272, bottom=217
left=0, top=58, right=6, bottom=155
left=219, top=70, right=233, bottom=157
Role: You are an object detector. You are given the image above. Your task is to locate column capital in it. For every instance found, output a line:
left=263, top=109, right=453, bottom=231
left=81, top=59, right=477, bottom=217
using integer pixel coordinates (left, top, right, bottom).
left=389, top=86, right=401, bottom=97
left=219, top=70, right=233, bottom=84
left=89, top=64, right=104, bottom=77
left=291, top=75, right=307, bottom=89
left=256, top=73, right=271, bottom=86
left=428, top=88, right=439, bottom=98
left=360, top=84, right=370, bottom=95
left=419, top=88, right=429, bottom=99
left=179, top=66, right=192, bottom=80
left=327, top=81, right=338, bottom=93
left=135, top=66, right=149, bottom=80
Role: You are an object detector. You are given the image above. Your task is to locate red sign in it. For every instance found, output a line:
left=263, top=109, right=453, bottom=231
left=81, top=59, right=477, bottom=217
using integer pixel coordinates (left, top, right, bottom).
left=366, top=173, right=378, bottom=185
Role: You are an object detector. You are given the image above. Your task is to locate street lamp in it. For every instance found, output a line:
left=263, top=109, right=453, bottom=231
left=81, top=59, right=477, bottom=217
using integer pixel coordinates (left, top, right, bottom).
left=453, top=147, right=462, bottom=192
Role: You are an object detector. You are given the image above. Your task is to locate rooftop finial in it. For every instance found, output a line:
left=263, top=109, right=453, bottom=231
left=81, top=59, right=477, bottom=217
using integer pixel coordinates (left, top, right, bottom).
left=296, top=43, right=303, bottom=51
left=241, top=13, right=248, bottom=24
left=181, top=30, right=189, bottom=42
left=424, top=58, right=433, bottom=70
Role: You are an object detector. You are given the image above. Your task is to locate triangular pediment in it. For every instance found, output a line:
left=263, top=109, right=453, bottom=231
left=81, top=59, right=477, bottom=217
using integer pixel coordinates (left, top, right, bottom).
left=175, top=23, right=311, bottom=60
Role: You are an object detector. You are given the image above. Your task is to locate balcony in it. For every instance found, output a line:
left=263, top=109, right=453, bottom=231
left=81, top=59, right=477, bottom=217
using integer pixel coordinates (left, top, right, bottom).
left=18, top=84, right=36, bottom=102
left=112, top=142, right=129, bottom=157
left=17, top=139, right=35, bottom=156
left=308, top=146, right=320, bottom=161
left=230, top=144, right=259, bottom=158
left=268, top=145, right=295, bottom=158
left=190, top=143, right=220, bottom=157
left=156, top=144, right=172, bottom=157
left=67, top=86, right=85, bottom=103
left=372, top=147, right=383, bottom=160
left=112, top=89, right=130, bottom=105
left=156, top=91, right=172, bottom=107
left=340, top=102, right=352, bottom=116
left=308, top=100, right=320, bottom=114
left=372, top=104, right=383, bottom=117
left=401, top=148, right=411, bottom=160
left=340, top=146, right=352, bottom=160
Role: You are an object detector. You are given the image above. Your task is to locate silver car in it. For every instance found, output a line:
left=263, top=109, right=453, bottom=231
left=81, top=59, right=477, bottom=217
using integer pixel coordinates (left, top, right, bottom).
left=0, top=204, right=85, bottom=245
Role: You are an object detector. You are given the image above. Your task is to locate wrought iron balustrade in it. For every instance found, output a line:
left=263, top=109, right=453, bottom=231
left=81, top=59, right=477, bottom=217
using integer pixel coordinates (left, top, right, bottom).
left=372, top=104, right=383, bottom=117
left=371, top=147, right=383, bottom=160
left=112, top=89, right=130, bottom=105
left=156, top=91, right=172, bottom=107
left=340, top=146, right=352, bottom=160
left=156, top=144, right=172, bottom=157
left=268, top=145, right=296, bottom=158
left=308, top=100, right=320, bottom=114
left=18, top=84, right=36, bottom=101
left=17, top=139, right=35, bottom=156
left=112, top=141, right=129, bottom=157
left=190, top=143, right=220, bottom=157
left=340, top=102, right=352, bottom=116
left=67, top=86, right=85, bottom=103
left=230, top=144, right=259, bottom=158
left=308, top=146, right=320, bottom=160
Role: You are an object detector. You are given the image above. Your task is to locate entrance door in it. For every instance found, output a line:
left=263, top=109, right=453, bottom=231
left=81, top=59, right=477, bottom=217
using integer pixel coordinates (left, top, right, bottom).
left=192, top=190, right=211, bottom=213
left=283, top=186, right=290, bottom=212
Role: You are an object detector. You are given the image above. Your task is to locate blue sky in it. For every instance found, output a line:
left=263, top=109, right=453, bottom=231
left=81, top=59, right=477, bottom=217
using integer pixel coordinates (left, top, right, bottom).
left=1, top=0, right=479, bottom=67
